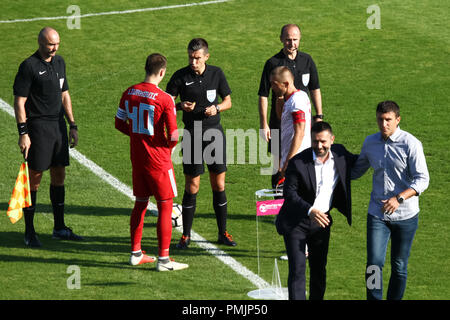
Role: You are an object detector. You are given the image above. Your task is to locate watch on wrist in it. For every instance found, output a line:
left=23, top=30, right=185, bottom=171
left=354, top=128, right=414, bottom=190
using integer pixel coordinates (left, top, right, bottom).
left=314, top=114, right=324, bottom=120
left=69, top=122, right=78, bottom=131
left=396, top=194, right=404, bottom=204
left=215, top=104, right=220, bottom=113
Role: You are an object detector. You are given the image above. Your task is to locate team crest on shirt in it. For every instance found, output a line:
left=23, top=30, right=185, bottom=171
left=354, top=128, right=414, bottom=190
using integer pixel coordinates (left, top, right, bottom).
left=206, top=89, right=216, bottom=103
left=302, top=73, right=310, bottom=87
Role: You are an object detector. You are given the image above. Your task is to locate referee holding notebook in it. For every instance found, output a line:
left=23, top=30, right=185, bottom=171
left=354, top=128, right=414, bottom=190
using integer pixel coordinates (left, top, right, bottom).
left=166, top=38, right=236, bottom=249
left=13, top=27, right=82, bottom=247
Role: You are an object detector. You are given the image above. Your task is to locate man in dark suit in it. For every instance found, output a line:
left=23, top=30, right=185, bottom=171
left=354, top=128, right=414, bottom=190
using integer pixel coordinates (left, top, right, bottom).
left=276, top=121, right=357, bottom=300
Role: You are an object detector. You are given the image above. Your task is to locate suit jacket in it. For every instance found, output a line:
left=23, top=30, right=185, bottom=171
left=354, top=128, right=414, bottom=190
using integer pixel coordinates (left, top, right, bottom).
left=276, top=144, right=358, bottom=235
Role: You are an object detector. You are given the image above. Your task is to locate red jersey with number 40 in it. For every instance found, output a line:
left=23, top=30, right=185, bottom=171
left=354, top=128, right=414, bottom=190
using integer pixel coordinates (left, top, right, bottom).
left=115, top=82, right=178, bottom=171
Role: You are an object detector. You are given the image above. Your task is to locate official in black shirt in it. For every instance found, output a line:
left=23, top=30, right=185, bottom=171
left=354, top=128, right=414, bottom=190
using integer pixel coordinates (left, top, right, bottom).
left=166, top=38, right=236, bottom=248
left=13, top=27, right=82, bottom=247
left=258, top=24, right=324, bottom=188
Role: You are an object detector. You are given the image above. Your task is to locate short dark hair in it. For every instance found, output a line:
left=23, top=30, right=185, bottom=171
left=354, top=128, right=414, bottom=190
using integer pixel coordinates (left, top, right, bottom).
left=145, top=53, right=167, bottom=76
left=376, top=100, right=400, bottom=117
left=187, top=38, right=209, bottom=53
left=311, top=121, right=333, bottom=135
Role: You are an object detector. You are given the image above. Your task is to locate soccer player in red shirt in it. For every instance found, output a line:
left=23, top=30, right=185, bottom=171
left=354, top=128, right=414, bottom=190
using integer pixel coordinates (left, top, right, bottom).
left=115, top=53, right=188, bottom=271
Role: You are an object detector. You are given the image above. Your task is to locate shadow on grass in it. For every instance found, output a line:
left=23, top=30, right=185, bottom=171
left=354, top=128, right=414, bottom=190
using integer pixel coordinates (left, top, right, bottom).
left=0, top=203, right=279, bottom=262
left=0, top=231, right=159, bottom=270
left=0, top=252, right=132, bottom=270
left=0, top=230, right=268, bottom=265
left=0, top=203, right=269, bottom=220
left=0, top=202, right=131, bottom=217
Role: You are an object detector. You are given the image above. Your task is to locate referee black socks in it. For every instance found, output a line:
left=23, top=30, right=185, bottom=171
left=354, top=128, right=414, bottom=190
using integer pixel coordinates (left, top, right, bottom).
left=24, top=190, right=37, bottom=235
left=50, top=185, right=65, bottom=230
left=213, top=190, right=228, bottom=235
left=182, top=190, right=228, bottom=236
left=182, top=190, right=197, bottom=237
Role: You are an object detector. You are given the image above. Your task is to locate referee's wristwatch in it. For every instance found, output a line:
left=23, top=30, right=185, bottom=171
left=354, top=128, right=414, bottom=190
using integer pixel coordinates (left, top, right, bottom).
left=69, top=122, right=78, bottom=131
left=313, top=114, right=324, bottom=120
left=215, top=104, right=221, bottom=113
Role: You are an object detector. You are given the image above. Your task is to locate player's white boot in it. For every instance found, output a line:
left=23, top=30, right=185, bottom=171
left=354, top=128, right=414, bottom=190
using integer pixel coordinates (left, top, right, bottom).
left=156, top=258, right=189, bottom=271
left=129, top=251, right=156, bottom=265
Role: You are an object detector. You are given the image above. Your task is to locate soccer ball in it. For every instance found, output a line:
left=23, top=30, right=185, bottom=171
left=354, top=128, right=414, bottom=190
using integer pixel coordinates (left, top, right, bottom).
left=172, top=203, right=183, bottom=227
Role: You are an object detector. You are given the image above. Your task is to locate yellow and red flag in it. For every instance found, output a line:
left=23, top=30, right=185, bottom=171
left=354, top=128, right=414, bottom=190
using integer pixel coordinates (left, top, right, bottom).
left=7, top=161, right=32, bottom=224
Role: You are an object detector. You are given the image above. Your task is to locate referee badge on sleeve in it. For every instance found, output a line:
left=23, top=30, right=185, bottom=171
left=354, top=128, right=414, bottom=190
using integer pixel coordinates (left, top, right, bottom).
left=302, top=73, right=310, bottom=87
left=59, top=78, right=65, bottom=89
left=206, top=89, right=216, bottom=103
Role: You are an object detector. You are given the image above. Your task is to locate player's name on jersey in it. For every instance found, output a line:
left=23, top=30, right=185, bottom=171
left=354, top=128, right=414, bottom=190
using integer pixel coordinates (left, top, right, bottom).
left=127, top=88, right=159, bottom=100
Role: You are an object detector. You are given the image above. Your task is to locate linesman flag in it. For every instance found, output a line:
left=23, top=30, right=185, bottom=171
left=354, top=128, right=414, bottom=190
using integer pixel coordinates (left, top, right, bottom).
left=7, top=161, right=32, bottom=224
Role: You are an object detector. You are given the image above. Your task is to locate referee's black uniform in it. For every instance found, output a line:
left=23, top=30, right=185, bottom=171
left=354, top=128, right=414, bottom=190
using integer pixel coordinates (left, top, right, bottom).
left=258, top=49, right=320, bottom=187
left=259, top=49, right=320, bottom=139
left=166, top=60, right=236, bottom=247
left=13, top=49, right=82, bottom=246
left=14, top=51, right=70, bottom=170
left=166, top=64, right=231, bottom=176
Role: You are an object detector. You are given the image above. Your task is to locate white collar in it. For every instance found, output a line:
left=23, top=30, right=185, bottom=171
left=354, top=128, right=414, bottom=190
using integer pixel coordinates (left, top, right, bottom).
left=389, top=126, right=402, bottom=142
left=312, top=149, right=334, bottom=165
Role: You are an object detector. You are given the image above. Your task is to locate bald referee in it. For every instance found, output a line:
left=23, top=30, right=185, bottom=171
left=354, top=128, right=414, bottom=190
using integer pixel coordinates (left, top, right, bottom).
left=13, top=27, right=82, bottom=247
left=259, top=24, right=323, bottom=188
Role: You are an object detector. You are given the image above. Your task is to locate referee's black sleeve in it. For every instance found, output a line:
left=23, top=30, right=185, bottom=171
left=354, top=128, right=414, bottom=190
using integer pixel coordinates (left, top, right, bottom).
left=308, top=57, right=320, bottom=91
left=217, top=68, right=232, bottom=99
left=257, top=60, right=272, bottom=97
left=61, top=58, right=69, bottom=92
left=165, top=71, right=181, bottom=97
left=13, top=60, right=32, bottom=97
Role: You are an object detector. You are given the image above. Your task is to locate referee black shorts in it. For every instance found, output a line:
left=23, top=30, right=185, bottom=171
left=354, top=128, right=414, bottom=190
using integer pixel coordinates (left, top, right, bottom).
left=27, top=118, right=70, bottom=171
left=182, top=123, right=227, bottom=177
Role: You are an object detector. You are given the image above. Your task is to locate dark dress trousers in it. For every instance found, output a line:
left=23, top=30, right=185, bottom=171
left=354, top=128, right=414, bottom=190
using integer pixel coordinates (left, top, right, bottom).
left=275, top=144, right=357, bottom=300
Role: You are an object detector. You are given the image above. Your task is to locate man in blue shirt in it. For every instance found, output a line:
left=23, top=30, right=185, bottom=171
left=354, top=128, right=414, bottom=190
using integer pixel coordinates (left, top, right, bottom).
left=352, top=100, right=429, bottom=300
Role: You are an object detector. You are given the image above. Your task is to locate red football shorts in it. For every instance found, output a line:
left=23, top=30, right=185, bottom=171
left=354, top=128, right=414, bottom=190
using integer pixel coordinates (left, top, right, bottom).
left=132, top=166, right=177, bottom=200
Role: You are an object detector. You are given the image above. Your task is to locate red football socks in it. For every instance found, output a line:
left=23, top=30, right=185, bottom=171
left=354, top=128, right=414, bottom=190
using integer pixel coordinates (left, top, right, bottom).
left=130, top=200, right=148, bottom=252
left=157, top=199, right=173, bottom=259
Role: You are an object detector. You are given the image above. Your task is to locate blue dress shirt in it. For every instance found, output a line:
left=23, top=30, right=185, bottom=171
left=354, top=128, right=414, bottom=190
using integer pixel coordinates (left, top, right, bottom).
left=352, top=127, right=430, bottom=221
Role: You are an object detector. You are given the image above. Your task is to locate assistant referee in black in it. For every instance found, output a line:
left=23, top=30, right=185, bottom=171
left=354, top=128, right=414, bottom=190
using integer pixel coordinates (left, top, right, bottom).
left=13, top=27, right=83, bottom=247
left=259, top=24, right=323, bottom=189
left=166, top=38, right=236, bottom=249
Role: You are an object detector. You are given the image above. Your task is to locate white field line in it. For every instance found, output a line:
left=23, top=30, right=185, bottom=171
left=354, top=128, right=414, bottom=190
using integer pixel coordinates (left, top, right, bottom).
left=0, top=97, right=269, bottom=289
left=0, top=0, right=229, bottom=24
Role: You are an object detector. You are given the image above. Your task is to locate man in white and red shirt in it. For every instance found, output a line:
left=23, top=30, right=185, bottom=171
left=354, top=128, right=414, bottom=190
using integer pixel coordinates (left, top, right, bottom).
left=270, top=66, right=312, bottom=176
left=115, top=53, right=188, bottom=271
